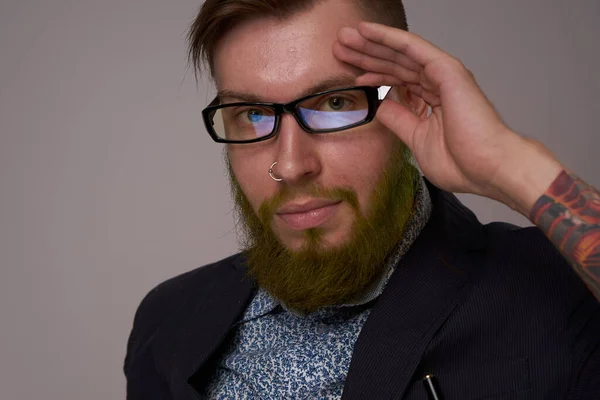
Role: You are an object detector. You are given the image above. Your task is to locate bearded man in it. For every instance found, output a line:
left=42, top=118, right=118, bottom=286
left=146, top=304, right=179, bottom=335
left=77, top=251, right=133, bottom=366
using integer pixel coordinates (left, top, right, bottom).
left=124, top=0, right=600, bottom=398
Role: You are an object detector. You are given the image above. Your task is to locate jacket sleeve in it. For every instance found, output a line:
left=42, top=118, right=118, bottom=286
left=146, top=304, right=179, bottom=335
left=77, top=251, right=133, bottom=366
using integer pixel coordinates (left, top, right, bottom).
left=124, top=286, right=173, bottom=399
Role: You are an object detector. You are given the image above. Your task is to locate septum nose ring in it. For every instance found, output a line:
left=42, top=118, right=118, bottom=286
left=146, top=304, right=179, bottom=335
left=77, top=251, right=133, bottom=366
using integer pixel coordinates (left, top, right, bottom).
left=269, top=161, right=283, bottom=182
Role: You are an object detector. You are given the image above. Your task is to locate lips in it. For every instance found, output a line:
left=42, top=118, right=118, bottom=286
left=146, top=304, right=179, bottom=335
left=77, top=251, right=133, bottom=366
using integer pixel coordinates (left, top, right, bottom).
left=276, top=199, right=342, bottom=230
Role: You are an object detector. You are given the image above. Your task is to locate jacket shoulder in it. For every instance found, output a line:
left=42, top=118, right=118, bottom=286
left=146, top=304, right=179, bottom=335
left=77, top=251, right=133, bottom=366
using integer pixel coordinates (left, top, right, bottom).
left=145, top=253, right=242, bottom=306
left=481, top=222, right=588, bottom=295
left=483, top=223, right=578, bottom=278
left=124, top=253, right=245, bottom=372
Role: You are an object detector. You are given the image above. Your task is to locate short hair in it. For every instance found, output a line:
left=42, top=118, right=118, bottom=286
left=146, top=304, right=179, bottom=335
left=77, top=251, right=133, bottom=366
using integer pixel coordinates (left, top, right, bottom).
left=187, top=0, right=408, bottom=78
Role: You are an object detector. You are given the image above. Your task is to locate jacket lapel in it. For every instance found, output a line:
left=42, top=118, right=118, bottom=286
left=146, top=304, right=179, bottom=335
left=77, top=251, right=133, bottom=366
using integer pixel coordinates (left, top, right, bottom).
left=165, top=255, right=256, bottom=398
left=342, top=184, right=485, bottom=400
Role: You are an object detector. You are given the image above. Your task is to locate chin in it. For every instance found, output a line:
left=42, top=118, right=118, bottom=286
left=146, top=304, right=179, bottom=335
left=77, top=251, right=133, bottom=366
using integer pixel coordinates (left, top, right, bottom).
left=279, top=228, right=351, bottom=253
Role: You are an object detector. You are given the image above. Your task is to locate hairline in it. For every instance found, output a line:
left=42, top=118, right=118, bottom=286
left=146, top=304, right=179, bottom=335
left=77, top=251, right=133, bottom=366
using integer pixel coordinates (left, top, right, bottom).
left=190, top=0, right=407, bottom=80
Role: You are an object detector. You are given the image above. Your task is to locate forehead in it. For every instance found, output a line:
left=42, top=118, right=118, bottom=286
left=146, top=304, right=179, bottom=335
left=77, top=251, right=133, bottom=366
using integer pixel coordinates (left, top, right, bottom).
left=212, top=0, right=364, bottom=103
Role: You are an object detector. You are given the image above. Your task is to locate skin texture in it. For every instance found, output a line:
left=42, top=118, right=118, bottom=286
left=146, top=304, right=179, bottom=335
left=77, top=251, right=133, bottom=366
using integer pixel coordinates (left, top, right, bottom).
left=213, top=0, right=426, bottom=253
left=212, top=1, right=430, bottom=312
left=212, top=1, right=428, bottom=313
left=332, top=21, right=600, bottom=300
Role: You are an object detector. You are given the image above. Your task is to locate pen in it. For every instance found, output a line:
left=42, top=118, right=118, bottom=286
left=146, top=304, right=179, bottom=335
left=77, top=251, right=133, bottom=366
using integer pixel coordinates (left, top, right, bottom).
left=423, top=374, right=443, bottom=400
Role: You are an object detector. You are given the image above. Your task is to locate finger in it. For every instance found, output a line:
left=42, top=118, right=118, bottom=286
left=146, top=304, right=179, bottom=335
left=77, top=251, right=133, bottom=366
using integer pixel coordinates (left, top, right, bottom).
left=355, top=72, right=404, bottom=87
left=356, top=68, right=439, bottom=97
left=356, top=73, right=441, bottom=108
left=405, top=83, right=441, bottom=108
left=337, top=27, right=422, bottom=72
left=376, top=99, right=421, bottom=150
left=358, top=21, right=447, bottom=67
left=332, top=41, right=421, bottom=84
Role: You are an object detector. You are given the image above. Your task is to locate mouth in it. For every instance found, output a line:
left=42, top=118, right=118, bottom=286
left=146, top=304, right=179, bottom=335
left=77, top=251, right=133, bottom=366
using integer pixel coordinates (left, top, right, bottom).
left=276, top=199, right=342, bottom=231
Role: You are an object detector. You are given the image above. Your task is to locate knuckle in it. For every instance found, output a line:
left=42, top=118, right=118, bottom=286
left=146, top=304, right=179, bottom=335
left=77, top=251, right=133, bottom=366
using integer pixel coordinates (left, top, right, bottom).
left=358, top=53, right=370, bottom=68
left=445, top=56, right=464, bottom=70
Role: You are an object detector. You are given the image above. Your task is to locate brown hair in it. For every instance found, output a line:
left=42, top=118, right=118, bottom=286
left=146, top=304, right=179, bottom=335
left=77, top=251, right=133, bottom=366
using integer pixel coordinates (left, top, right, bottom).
left=187, top=0, right=408, bottom=77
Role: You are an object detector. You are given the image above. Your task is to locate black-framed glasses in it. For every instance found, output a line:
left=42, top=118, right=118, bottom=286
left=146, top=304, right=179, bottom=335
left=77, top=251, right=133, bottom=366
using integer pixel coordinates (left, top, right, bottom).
left=202, top=86, right=388, bottom=144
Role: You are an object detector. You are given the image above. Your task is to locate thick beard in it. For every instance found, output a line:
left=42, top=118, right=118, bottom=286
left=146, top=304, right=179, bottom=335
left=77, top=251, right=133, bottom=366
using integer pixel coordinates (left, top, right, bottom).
left=227, top=146, right=418, bottom=315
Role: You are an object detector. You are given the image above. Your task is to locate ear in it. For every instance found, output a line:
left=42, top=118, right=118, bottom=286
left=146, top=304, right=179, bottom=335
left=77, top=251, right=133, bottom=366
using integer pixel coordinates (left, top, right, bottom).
left=393, top=86, right=428, bottom=119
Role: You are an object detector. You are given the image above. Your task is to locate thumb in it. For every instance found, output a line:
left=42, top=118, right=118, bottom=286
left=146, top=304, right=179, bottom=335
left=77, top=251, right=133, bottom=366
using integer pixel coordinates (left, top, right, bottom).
left=376, top=98, right=420, bottom=149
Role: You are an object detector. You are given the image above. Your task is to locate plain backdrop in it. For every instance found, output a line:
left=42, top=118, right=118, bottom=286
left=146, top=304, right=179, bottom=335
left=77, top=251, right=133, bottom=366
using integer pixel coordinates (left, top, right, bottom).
left=1, top=0, right=598, bottom=398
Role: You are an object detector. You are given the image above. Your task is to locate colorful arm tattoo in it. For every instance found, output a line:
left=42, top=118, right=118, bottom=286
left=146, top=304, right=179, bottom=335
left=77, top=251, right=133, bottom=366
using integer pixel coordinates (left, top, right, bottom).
left=530, top=170, right=600, bottom=299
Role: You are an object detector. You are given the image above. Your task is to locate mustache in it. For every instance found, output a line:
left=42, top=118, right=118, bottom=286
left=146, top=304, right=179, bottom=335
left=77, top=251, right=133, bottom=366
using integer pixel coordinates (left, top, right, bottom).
left=258, top=184, right=360, bottom=226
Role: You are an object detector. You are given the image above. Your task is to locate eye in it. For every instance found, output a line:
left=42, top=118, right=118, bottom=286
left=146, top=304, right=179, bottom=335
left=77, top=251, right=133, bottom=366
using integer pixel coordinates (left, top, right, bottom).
left=326, top=97, right=347, bottom=111
left=233, top=107, right=272, bottom=124
left=246, top=109, right=266, bottom=122
left=317, top=95, right=357, bottom=112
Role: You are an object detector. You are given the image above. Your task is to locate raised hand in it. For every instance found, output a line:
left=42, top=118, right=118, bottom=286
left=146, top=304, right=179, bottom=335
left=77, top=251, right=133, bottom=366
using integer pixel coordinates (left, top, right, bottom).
left=333, top=21, right=562, bottom=209
left=333, top=22, right=600, bottom=301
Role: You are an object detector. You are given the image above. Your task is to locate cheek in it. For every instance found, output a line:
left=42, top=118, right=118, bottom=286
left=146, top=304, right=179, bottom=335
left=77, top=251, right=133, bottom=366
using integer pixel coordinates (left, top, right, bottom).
left=228, top=122, right=402, bottom=216
left=326, top=128, right=402, bottom=213
left=228, top=146, right=277, bottom=212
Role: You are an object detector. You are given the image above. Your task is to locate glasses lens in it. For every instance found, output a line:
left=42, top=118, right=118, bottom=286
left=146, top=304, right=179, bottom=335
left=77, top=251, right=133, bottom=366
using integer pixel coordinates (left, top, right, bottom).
left=297, top=89, right=369, bottom=131
left=210, top=105, right=276, bottom=141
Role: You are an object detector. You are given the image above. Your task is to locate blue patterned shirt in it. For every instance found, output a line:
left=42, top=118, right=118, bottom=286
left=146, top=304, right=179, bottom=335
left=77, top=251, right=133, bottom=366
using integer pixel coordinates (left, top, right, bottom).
left=203, top=176, right=432, bottom=399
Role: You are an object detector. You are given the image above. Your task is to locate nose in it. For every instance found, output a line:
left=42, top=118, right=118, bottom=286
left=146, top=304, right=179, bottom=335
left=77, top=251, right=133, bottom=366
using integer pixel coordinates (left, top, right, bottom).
left=274, top=114, right=322, bottom=186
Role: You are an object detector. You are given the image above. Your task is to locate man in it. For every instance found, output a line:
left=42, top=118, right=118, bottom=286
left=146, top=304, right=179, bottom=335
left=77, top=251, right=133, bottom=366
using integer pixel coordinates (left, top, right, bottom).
left=124, top=0, right=600, bottom=398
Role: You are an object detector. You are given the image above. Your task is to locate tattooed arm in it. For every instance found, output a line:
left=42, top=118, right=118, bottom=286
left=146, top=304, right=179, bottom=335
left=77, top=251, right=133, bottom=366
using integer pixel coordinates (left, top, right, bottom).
left=483, top=137, right=600, bottom=301
left=530, top=171, right=600, bottom=299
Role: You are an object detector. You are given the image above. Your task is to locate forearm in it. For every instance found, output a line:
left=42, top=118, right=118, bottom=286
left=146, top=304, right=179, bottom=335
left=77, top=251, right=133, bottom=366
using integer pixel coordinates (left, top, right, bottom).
left=491, top=136, right=600, bottom=300
left=530, top=170, right=600, bottom=300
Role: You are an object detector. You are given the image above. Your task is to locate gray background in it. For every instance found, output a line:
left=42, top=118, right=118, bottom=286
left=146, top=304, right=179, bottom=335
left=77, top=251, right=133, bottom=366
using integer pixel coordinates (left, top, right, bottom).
left=1, top=0, right=598, bottom=398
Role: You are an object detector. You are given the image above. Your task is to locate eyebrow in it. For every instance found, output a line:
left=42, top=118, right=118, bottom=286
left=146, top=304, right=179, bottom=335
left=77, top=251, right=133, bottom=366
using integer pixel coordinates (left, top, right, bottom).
left=217, top=74, right=358, bottom=104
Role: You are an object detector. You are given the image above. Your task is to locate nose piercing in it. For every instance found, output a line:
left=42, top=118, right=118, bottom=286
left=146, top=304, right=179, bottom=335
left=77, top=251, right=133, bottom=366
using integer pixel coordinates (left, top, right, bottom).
left=269, top=161, right=283, bottom=182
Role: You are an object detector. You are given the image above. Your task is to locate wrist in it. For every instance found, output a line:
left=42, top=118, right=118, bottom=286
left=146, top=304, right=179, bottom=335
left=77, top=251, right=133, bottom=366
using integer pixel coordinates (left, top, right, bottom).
left=489, top=133, right=563, bottom=216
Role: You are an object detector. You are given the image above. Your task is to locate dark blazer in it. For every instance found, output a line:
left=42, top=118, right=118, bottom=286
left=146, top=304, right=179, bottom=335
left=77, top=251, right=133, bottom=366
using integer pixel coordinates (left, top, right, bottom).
left=124, top=182, right=600, bottom=399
